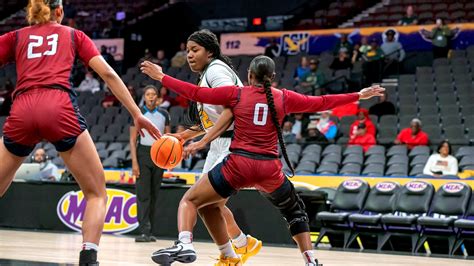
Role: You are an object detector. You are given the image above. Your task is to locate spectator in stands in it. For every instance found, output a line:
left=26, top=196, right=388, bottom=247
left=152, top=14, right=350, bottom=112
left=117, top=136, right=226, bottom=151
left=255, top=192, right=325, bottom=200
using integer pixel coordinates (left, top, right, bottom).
left=330, top=49, right=352, bottom=71
left=363, top=39, right=384, bottom=85
left=294, top=56, right=311, bottom=82
left=368, top=91, right=396, bottom=117
left=282, top=121, right=297, bottom=144
left=315, top=111, right=338, bottom=141
left=289, top=113, right=309, bottom=141
left=101, top=45, right=117, bottom=72
left=32, top=148, right=60, bottom=181
left=159, top=87, right=173, bottom=109
left=395, top=118, right=429, bottom=149
left=171, top=42, right=187, bottom=68
left=264, top=38, right=280, bottom=58
left=138, top=49, right=154, bottom=66
left=423, top=140, right=458, bottom=177
left=299, top=59, right=326, bottom=95
left=152, top=50, right=170, bottom=69
left=421, top=19, right=459, bottom=59
left=381, top=29, right=405, bottom=76
left=398, top=5, right=418, bottom=26
left=333, top=33, right=353, bottom=56
left=101, top=87, right=120, bottom=108
left=348, top=123, right=376, bottom=152
left=305, top=121, right=328, bottom=143
left=352, top=37, right=371, bottom=63
left=350, top=108, right=376, bottom=139
left=331, top=100, right=359, bottom=119
left=77, top=72, right=101, bottom=93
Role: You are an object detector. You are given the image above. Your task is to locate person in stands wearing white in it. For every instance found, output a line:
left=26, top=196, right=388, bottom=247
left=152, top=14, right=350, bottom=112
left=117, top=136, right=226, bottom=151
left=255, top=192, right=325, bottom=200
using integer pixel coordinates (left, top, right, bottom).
left=423, top=140, right=458, bottom=177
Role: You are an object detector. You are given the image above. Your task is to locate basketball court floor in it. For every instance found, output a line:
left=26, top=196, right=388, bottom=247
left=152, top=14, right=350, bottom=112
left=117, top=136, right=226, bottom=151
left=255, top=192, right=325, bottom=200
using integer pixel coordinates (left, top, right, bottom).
left=0, top=229, right=472, bottom=265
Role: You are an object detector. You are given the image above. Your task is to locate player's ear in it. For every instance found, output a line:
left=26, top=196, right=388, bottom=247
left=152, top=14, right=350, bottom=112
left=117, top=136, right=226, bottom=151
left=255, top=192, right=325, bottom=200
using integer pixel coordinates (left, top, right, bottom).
left=271, top=72, right=276, bottom=81
left=55, top=6, right=64, bottom=22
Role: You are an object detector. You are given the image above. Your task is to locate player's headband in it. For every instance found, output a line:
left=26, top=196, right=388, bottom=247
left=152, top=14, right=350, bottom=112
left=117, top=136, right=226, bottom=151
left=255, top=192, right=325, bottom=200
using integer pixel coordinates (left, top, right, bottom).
left=47, top=0, right=62, bottom=8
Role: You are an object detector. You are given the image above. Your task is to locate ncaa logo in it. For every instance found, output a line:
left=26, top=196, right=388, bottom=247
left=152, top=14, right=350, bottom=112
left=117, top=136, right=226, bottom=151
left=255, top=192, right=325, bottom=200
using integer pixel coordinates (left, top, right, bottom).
left=406, top=181, right=427, bottom=192
left=57, top=189, right=138, bottom=234
left=375, top=182, right=397, bottom=192
left=280, top=33, right=310, bottom=55
left=442, top=182, right=464, bottom=193
left=343, top=179, right=363, bottom=190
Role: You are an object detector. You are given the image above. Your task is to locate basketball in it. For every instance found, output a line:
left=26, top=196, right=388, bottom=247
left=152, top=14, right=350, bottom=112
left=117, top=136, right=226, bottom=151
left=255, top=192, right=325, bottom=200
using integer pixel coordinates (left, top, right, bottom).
left=150, top=136, right=183, bottom=169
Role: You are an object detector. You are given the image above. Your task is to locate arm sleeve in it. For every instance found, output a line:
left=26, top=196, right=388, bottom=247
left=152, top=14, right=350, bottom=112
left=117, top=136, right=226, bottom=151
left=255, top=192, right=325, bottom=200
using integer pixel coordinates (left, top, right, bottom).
left=206, top=64, right=236, bottom=87
left=326, top=125, right=337, bottom=139
left=0, top=31, right=16, bottom=67
left=283, top=89, right=359, bottom=114
left=74, top=30, right=100, bottom=67
left=162, top=75, right=239, bottom=107
left=398, top=44, right=406, bottom=61
left=423, top=155, right=435, bottom=175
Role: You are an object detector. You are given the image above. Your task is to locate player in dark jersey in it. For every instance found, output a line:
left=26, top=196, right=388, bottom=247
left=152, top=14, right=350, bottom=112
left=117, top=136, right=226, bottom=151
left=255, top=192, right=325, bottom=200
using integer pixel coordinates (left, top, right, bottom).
left=142, top=56, right=383, bottom=266
left=0, top=1, right=161, bottom=265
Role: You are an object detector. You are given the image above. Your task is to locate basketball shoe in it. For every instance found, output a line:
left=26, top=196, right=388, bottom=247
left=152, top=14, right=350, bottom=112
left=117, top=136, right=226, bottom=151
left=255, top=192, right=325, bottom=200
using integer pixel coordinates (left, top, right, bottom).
left=233, top=235, right=262, bottom=263
left=214, top=254, right=242, bottom=266
left=151, top=240, right=196, bottom=264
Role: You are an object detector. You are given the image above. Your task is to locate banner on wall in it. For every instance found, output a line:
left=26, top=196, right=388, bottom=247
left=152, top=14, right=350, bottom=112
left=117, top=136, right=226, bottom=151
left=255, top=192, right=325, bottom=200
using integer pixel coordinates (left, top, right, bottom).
left=220, top=23, right=474, bottom=56
left=92, top=38, right=124, bottom=61
left=57, top=188, right=137, bottom=234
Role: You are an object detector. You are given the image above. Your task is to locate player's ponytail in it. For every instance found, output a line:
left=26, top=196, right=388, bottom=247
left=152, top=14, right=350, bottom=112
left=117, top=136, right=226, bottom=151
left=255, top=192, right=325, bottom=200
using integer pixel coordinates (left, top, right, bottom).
left=250, top=55, right=295, bottom=177
left=26, top=0, right=62, bottom=25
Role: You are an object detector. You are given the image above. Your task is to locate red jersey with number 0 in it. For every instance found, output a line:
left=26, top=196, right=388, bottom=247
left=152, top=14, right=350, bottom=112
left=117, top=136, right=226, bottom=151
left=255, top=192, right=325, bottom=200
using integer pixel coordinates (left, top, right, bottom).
left=0, top=22, right=99, bottom=97
left=162, top=75, right=360, bottom=156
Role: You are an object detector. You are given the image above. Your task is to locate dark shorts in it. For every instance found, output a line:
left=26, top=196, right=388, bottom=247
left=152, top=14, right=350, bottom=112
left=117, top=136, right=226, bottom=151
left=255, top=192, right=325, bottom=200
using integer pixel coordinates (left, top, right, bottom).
left=3, top=88, right=87, bottom=157
left=208, top=153, right=285, bottom=198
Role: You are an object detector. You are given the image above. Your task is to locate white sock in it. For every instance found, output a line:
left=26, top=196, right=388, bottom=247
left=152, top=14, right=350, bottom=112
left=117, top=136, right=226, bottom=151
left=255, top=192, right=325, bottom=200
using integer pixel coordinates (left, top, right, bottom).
left=232, top=232, right=248, bottom=248
left=178, top=231, right=195, bottom=251
left=178, top=231, right=193, bottom=244
left=218, top=241, right=238, bottom=258
left=302, top=250, right=316, bottom=264
left=82, top=242, right=98, bottom=251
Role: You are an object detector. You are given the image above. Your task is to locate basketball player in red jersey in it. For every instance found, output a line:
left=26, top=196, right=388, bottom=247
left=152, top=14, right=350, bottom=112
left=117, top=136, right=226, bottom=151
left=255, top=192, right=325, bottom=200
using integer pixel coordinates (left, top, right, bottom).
left=141, top=56, right=383, bottom=265
left=0, top=1, right=161, bottom=265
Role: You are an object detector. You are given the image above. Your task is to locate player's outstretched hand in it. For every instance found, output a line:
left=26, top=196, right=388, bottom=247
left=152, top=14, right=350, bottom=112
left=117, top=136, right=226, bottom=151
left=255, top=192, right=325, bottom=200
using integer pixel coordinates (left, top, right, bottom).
left=358, top=85, right=386, bottom=100
left=140, top=61, right=165, bottom=81
left=134, top=114, right=162, bottom=139
left=183, top=141, right=207, bottom=159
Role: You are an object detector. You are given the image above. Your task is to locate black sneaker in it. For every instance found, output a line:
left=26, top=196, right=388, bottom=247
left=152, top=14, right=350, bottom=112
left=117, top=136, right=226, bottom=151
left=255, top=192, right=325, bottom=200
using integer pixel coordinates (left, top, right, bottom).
left=135, top=234, right=153, bottom=242
left=151, top=240, right=197, bottom=264
left=79, top=250, right=99, bottom=266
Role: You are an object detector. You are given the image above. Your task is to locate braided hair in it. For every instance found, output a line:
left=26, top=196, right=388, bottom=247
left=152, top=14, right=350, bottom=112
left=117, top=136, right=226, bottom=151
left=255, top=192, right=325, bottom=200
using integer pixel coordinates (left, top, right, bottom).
left=249, top=55, right=295, bottom=177
left=183, top=29, right=236, bottom=130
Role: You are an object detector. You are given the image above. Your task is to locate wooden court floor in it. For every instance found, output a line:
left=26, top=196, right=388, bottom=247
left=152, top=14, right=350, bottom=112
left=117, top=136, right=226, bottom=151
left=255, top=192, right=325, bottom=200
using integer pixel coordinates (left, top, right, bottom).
left=0, top=229, right=472, bottom=266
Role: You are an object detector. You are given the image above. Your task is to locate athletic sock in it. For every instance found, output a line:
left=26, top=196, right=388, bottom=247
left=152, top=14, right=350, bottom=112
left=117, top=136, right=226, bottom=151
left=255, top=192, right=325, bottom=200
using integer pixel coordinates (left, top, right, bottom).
left=178, top=231, right=195, bottom=251
left=218, top=241, right=238, bottom=258
left=302, top=250, right=317, bottom=265
left=232, top=232, right=248, bottom=249
left=82, top=242, right=99, bottom=251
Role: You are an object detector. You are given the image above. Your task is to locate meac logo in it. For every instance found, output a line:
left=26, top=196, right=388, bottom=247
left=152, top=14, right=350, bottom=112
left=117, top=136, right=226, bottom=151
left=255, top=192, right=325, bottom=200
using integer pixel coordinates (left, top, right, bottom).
left=406, top=181, right=428, bottom=192
left=375, top=182, right=397, bottom=192
left=442, top=183, right=464, bottom=193
left=343, top=179, right=363, bottom=190
left=57, top=189, right=138, bottom=234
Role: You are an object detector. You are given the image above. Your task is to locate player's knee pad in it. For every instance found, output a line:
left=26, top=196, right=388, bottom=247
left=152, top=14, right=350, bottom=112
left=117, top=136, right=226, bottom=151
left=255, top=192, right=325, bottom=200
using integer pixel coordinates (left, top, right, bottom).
left=261, top=179, right=310, bottom=236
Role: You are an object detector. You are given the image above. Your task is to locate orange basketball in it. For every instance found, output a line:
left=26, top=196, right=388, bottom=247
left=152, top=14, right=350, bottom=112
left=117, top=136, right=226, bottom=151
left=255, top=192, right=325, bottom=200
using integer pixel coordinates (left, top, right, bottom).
left=150, top=136, right=183, bottom=169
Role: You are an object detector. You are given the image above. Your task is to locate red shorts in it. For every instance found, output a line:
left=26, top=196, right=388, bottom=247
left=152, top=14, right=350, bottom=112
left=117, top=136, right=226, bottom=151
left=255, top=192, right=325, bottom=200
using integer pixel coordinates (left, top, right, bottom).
left=3, top=88, right=87, bottom=156
left=208, top=153, right=285, bottom=197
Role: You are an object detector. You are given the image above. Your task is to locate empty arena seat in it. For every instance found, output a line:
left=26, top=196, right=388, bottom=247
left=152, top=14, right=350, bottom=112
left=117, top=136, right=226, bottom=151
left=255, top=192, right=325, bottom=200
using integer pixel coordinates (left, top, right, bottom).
left=415, top=182, right=471, bottom=255
left=315, top=179, right=369, bottom=248
left=379, top=181, right=434, bottom=252
left=453, top=194, right=474, bottom=255
left=347, top=181, right=401, bottom=249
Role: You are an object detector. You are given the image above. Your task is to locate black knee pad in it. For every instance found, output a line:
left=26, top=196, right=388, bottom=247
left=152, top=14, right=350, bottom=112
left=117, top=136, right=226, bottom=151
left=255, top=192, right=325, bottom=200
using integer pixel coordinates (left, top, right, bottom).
left=260, top=179, right=310, bottom=236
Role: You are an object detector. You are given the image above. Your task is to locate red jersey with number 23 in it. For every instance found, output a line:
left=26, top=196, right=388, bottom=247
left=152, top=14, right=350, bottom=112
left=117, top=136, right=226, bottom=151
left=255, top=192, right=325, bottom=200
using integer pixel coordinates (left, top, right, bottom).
left=0, top=22, right=99, bottom=97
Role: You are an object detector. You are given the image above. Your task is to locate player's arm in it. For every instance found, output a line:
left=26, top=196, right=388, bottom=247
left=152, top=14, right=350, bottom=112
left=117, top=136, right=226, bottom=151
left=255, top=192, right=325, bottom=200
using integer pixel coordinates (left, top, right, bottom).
left=283, top=85, right=385, bottom=114
left=170, top=127, right=206, bottom=143
left=184, top=109, right=234, bottom=157
left=129, top=126, right=140, bottom=177
left=75, top=30, right=161, bottom=139
left=140, top=61, right=239, bottom=106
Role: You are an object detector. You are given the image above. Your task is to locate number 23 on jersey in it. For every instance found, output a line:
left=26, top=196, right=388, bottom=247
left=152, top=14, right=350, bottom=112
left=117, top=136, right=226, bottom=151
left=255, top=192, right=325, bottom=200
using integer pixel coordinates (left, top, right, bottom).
left=27, top=34, right=58, bottom=59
